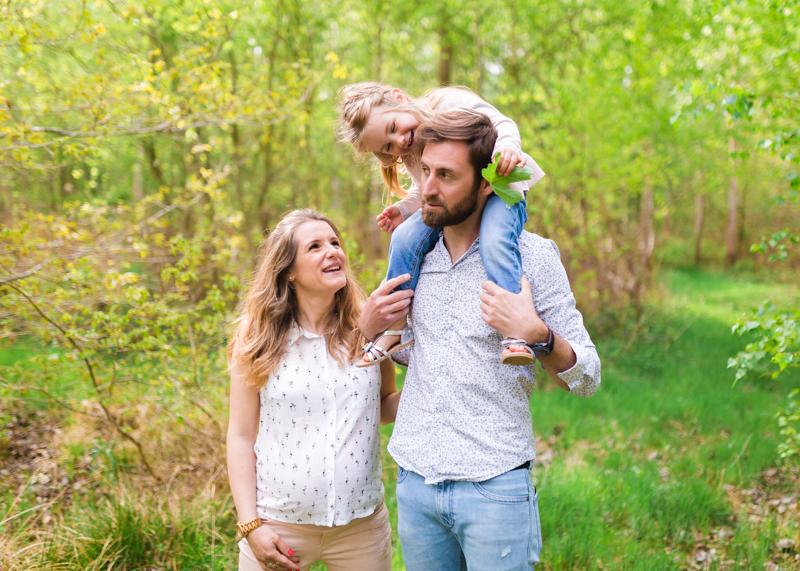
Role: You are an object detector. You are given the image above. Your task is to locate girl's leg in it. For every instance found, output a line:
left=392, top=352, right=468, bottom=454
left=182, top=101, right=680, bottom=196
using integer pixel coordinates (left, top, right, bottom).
left=479, top=194, right=527, bottom=294
left=362, top=211, right=439, bottom=365
left=385, top=210, right=440, bottom=292
left=479, top=195, right=531, bottom=363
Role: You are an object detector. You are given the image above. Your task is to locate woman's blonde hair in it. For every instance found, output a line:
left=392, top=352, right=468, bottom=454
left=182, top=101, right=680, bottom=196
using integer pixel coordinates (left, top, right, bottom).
left=228, top=209, right=366, bottom=389
left=336, top=82, right=433, bottom=204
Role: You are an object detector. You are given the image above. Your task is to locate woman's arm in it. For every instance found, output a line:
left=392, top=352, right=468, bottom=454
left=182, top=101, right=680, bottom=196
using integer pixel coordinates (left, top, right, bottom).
left=378, top=358, right=401, bottom=425
left=227, top=360, right=300, bottom=570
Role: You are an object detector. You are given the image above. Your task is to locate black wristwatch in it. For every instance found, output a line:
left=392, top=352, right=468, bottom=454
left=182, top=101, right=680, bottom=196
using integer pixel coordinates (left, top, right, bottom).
left=528, top=327, right=554, bottom=357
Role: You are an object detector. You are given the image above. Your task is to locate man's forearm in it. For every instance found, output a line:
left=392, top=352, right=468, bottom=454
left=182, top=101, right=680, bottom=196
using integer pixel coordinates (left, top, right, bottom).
left=536, top=332, right=576, bottom=392
left=522, top=324, right=576, bottom=392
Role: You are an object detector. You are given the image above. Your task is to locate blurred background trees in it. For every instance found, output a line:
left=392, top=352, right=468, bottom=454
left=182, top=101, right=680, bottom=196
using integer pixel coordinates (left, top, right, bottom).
left=1, top=0, right=799, bottom=482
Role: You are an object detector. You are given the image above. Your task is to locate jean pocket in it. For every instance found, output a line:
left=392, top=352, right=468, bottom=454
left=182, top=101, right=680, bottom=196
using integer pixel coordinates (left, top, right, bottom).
left=472, top=471, right=530, bottom=503
left=396, top=466, right=408, bottom=485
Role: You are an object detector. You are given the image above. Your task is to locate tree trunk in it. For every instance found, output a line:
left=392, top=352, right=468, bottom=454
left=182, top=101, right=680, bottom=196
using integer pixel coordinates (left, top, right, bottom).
left=694, top=191, right=705, bottom=265
left=636, top=167, right=655, bottom=304
left=438, top=10, right=452, bottom=86
left=726, top=135, right=738, bottom=266
left=474, top=11, right=483, bottom=97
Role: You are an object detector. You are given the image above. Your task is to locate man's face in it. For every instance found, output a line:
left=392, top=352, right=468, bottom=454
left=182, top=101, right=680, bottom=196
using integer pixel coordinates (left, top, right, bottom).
left=419, top=140, right=484, bottom=228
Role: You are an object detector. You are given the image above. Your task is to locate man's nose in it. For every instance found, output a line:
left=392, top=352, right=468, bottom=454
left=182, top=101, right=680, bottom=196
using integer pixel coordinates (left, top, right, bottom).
left=421, top=173, right=437, bottom=197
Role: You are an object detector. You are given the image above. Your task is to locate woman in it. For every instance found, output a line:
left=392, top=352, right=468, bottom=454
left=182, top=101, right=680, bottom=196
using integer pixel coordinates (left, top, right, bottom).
left=227, top=209, right=400, bottom=571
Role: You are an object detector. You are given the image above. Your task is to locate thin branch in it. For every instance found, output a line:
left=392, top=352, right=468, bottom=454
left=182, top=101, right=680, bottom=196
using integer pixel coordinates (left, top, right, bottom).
left=0, top=115, right=293, bottom=151
left=0, top=380, right=104, bottom=418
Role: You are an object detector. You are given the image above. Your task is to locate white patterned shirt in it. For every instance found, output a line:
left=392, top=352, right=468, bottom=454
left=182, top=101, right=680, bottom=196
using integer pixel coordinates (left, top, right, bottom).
left=388, top=231, right=601, bottom=484
left=254, top=326, right=384, bottom=526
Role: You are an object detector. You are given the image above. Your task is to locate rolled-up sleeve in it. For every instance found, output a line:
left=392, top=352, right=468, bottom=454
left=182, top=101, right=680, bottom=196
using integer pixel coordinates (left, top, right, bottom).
left=522, top=237, right=601, bottom=398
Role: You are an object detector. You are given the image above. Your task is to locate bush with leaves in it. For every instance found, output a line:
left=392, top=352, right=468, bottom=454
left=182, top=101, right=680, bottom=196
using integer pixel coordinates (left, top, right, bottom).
left=0, top=183, right=245, bottom=480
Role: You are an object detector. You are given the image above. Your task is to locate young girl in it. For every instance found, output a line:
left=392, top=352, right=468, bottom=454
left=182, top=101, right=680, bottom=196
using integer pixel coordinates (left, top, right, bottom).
left=337, top=83, right=545, bottom=367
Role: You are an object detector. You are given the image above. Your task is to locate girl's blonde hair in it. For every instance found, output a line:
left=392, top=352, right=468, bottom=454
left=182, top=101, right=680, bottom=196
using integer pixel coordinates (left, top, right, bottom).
left=228, top=209, right=366, bottom=389
left=336, top=82, right=434, bottom=203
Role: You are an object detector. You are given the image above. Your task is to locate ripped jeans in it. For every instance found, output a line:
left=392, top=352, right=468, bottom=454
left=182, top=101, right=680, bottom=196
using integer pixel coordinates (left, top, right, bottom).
left=396, top=466, right=542, bottom=570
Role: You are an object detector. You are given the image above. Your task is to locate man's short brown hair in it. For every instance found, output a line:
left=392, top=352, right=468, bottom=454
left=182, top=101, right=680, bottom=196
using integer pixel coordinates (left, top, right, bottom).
left=416, top=109, right=498, bottom=184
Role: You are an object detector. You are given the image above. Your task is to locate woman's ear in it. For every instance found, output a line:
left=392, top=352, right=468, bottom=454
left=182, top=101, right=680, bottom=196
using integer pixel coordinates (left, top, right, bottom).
left=390, top=88, right=407, bottom=103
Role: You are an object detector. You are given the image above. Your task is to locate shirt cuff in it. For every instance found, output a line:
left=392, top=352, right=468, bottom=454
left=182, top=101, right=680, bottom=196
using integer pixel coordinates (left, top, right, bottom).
left=555, top=342, right=600, bottom=398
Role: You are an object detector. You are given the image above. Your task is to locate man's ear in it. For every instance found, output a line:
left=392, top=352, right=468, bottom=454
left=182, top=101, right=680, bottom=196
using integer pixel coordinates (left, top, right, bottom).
left=390, top=88, right=407, bottom=103
left=479, top=178, right=493, bottom=196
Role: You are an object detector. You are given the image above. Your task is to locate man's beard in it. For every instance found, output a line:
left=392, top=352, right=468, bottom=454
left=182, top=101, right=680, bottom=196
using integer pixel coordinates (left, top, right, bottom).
left=421, top=178, right=481, bottom=228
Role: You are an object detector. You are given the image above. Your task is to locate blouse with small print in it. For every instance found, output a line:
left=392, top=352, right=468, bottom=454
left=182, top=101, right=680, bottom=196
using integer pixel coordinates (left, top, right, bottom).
left=253, top=325, right=384, bottom=527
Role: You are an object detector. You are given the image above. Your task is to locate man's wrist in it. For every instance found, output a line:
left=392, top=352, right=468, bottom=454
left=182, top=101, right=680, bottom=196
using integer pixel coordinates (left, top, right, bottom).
left=524, top=322, right=550, bottom=346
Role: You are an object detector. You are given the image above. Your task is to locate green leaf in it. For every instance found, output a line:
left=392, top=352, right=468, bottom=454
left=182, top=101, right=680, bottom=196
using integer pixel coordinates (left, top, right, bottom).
left=481, top=153, right=534, bottom=206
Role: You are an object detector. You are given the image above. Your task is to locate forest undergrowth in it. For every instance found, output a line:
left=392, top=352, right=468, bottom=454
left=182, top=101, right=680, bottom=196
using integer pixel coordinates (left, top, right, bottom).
left=0, top=266, right=798, bottom=571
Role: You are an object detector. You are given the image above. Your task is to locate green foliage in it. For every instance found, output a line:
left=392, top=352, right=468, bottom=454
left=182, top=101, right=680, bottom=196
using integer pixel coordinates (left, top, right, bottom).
left=481, top=153, right=532, bottom=206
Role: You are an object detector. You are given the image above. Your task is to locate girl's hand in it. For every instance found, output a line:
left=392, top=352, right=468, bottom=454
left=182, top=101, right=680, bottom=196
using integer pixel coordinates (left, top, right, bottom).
left=376, top=205, right=404, bottom=234
left=247, top=525, right=301, bottom=570
left=494, top=148, right=527, bottom=177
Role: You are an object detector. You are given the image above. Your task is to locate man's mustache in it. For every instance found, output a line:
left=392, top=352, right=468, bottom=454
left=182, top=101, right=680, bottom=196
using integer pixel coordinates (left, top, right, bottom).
left=423, top=199, right=445, bottom=208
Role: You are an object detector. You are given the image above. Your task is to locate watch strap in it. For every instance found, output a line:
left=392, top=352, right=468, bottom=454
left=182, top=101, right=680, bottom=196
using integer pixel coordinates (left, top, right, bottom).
left=528, top=327, right=554, bottom=356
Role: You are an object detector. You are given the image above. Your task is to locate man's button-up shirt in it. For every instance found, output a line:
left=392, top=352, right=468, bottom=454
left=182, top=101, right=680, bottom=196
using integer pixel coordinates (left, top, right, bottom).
left=387, top=231, right=601, bottom=485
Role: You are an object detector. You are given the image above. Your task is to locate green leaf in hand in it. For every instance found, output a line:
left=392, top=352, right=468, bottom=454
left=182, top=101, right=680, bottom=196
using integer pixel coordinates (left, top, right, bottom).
left=481, top=153, right=534, bottom=206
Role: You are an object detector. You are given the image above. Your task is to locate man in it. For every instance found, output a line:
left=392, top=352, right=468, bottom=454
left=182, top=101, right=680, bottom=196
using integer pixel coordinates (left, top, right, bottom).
left=359, top=109, right=601, bottom=570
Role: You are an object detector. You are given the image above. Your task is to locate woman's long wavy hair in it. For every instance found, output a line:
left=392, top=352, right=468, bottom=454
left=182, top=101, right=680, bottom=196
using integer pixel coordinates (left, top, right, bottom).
left=228, top=209, right=366, bottom=389
left=337, top=82, right=471, bottom=205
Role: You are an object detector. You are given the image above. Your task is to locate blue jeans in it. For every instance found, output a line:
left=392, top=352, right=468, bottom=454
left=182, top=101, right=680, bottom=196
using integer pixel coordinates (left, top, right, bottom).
left=396, top=466, right=542, bottom=570
left=386, top=194, right=528, bottom=294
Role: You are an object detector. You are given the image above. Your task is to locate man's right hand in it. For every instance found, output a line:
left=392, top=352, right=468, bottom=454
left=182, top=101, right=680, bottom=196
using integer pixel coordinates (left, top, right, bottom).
left=358, top=274, right=414, bottom=342
left=246, top=525, right=300, bottom=570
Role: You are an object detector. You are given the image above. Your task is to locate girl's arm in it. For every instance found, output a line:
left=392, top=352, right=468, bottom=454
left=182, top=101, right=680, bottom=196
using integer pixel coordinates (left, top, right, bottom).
left=436, top=90, right=546, bottom=183
left=226, top=360, right=300, bottom=570
left=379, top=358, right=401, bottom=424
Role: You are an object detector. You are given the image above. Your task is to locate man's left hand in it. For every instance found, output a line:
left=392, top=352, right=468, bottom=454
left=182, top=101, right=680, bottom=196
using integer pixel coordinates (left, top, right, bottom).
left=479, top=275, right=548, bottom=344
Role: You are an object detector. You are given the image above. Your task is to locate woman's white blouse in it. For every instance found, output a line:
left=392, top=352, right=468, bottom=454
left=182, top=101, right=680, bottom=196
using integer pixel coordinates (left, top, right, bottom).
left=254, top=326, right=384, bottom=526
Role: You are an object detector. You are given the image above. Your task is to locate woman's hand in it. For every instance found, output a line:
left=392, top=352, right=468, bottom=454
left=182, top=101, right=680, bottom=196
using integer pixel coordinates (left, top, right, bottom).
left=376, top=205, right=403, bottom=234
left=247, top=525, right=301, bottom=570
left=494, top=148, right=527, bottom=177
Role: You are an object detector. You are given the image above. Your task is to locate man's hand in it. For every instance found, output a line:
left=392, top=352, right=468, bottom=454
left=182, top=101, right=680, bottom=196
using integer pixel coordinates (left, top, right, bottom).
left=376, top=205, right=404, bottom=234
left=493, top=148, right=527, bottom=177
left=358, top=274, right=414, bottom=342
left=479, top=275, right=547, bottom=344
left=246, top=525, right=300, bottom=570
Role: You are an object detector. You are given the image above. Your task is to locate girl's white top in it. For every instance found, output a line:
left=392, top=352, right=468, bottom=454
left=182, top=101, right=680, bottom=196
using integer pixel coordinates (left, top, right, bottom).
left=395, top=89, right=546, bottom=221
left=253, top=326, right=384, bottom=526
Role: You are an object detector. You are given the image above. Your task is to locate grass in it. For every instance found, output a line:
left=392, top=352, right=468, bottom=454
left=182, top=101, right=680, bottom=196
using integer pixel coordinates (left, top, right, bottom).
left=1, top=266, right=798, bottom=570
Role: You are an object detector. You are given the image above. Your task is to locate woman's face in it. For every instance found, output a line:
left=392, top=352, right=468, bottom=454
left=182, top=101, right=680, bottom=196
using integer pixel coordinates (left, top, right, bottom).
left=288, top=221, right=348, bottom=300
left=360, top=107, right=422, bottom=157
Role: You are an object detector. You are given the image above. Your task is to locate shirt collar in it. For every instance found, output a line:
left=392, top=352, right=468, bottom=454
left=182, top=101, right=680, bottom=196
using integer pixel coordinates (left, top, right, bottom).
left=287, top=323, right=325, bottom=346
left=425, top=232, right=480, bottom=270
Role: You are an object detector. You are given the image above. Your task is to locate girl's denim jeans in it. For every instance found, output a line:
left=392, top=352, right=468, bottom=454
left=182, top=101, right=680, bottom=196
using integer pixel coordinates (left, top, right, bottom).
left=386, top=194, right=528, bottom=294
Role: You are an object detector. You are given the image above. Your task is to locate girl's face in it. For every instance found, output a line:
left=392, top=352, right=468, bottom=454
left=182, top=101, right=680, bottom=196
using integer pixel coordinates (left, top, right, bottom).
left=288, top=221, right=347, bottom=300
left=361, top=107, right=422, bottom=157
